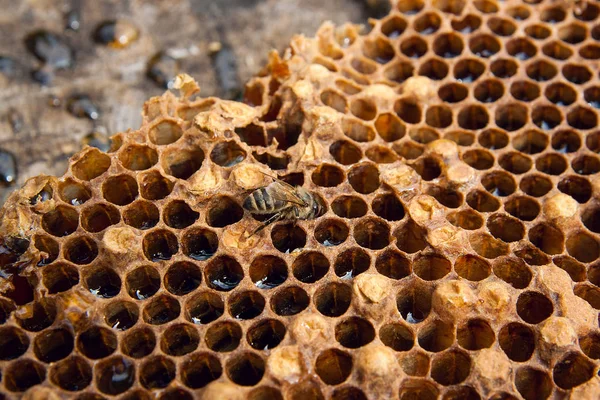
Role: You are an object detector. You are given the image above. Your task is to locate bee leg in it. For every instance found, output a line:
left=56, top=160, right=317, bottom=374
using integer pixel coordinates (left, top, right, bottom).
left=249, top=213, right=283, bottom=237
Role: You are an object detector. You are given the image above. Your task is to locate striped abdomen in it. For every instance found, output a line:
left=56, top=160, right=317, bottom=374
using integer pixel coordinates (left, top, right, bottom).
left=243, top=187, right=290, bottom=214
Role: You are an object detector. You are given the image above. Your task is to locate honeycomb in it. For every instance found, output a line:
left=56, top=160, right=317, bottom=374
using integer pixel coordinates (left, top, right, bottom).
left=2, top=0, right=600, bottom=398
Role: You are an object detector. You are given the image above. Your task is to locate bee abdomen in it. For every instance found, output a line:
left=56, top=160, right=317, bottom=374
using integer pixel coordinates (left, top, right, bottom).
left=244, top=188, right=276, bottom=213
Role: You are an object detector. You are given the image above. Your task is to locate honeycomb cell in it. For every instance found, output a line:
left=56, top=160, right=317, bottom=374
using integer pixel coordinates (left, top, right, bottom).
left=462, top=149, right=494, bottom=170
left=487, top=17, right=516, bottom=36
left=425, top=105, right=452, bottom=128
left=351, top=57, right=377, bottom=75
left=447, top=209, right=484, bottom=230
left=506, top=38, right=537, bottom=60
left=526, top=60, right=557, bottom=82
left=451, top=14, right=481, bottom=33
left=186, top=291, right=224, bottom=324
left=380, top=322, right=413, bottom=351
left=575, top=283, right=600, bottom=309
left=395, top=98, right=422, bottom=124
left=394, top=220, right=428, bottom=253
left=42, top=262, right=79, bottom=293
left=312, top=163, right=345, bottom=187
left=457, top=319, right=494, bottom=350
left=430, top=349, right=471, bottom=385
left=315, top=218, right=349, bottom=247
left=399, top=379, right=439, bottom=400
left=15, top=298, right=56, bottom=332
left=412, top=156, right=441, bottom=180
left=375, top=113, right=406, bottom=142
left=394, top=141, right=424, bottom=159
left=400, top=36, right=428, bottom=58
left=3, top=359, right=46, bottom=392
left=229, top=290, right=265, bottom=320
left=567, top=106, right=597, bottom=130
left=510, top=81, right=540, bottom=102
left=529, top=223, right=564, bottom=255
left=438, top=83, right=468, bottom=103
left=205, top=321, right=243, bottom=352
left=499, top=152, right=532, bottom=174
left=466, top=189, right=500, bottom=212
left=458, top=105, right=489, bottom=130
left=65, top=236, right=98, bottom=265
left=271, top=286, right=310, bottom=316
left=162, top=200, right=199, bottom=229
left=551, top=129, right=580, bottom=154
left=365, top=145, right=398, bottom=163
left=161, top=147, right=204, bottom=179
left=102, top=174, right=138, bottom=206
left=493, top=258, right=533, bottom=287
left=542, top=41, right=573, bottom=60
left=552, top=352, right=595, bottom=389
left=0, top=326, right=29, bottom=360
left=336, top=247, right=371, bottom=279
left=384, top=61, right=414, bottom=84
left=414, top=253, right=451, bottom=281
left=316, top=349, right=352, bottom=385
left=139, top=170, right=174, bottom=200
left=292, top=251, right=330, bottom=283
left=363, top=37, right=395, bottom=64
left=584, top=87, right=600, bottom=109
left=119, top=145, right=158, bottom=171
left=330, top=140, right=362, bottom=165
left=143, top=229, right=179, bottom=262
left=558, top=176, right=592, bottom=203
left=563, top=64, right=592, bottom=85
left=381, top=15, right=408, bottom=38
left=226, top=352, right=265, bottom=386
left=73, top=148, right=111, bottom=180
left=571, top=154, right=599, bottom=176
left=495, top=103, right=527, bottom=131
left=580, top=333, right=600, bottom=359
left=418, top=319, right=454, bottom=352
left=247, top=319, right=286, bottom=350
left=182, top=227, right=218, bottom=261
left=119, top=327, right=155, bottom=359
left=104, top=300, right=139, bottom=331
left=331, top=387, right=367, bottom=400
left=211, top=140, right=246, bottom=167
left=50, top=356, right=92, bottom=391
left=525, top=24, right=551, bottom=40
left=410, top=127, right=439, bottom=144
left=474, top=79, right=503, bottom=103
left=481, top=171, right=517, bottom=197
left=553, top=256, right=586, bottom=282
left=181, top=352, right=222, bottom=389
left=205, top=255, right=244, bottom=291
left=81, top=203, right=121, bottom=233
left=140, top=356, right=176, bottom=389
left=335, top=316, right=375, bottom=349
left=160, top=388, right=194, bottom=400
left=478, top=128, right=508, bottom=149
left=515, top=367, right=552, bottom=400
left=125, top=265, right=160, bottom=300
left=469, top=34, right=500, bottom=58
left=236, top=124, right=268, bottom=147
left=490, top=58, right=518, bottom=78
left=42, top=205, right=79, bottom=237
left=499, top=322, right=535, bottom=361
left=59, top=179, right=92, bottom=205
left=433, top=33, right=463, bottom=58
left=34, top=328, right=74, bottom=365
left=470, top=232, right=509, bottom=259
left=207, top=196, right=243, bottom=228
left=419, top=59, right=449, bottom=80
left=519, top=174, right=552, bottom=198
left=95, top=356, right=135, bottom=395
left=414, top=12, right=441, bottom=34
left=454, top=58, right=485, bottom=82
left=149, top=120, right=182, bottom=145
left=454, top=254, right=491, bottom=281
left=517, top=291, right=553, bottom=324
left=315, top=282, right=352, bottom=317
left=504, top=196, right=540, bottom=222
left=77, top=326, right=117, bottom=360
left=354, top=217, right=390, bottom=250
left=567, top=232, right=599, bottom=263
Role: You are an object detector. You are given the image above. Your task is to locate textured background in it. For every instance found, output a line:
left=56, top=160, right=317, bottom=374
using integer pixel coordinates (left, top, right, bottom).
left=0, top=0, right=382, bottom=205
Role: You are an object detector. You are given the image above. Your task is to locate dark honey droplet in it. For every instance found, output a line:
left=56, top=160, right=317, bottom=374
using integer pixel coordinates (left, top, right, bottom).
left=0, top=149, right=17, bottom=186
left=146, top=52, right=179, bottom=89
left=24, top=30, right=74, bottom=69
left=82, top=132, right=111, bottom=152
left=93, top=20, right=139, bottom=49
left=67, top=94, right=100, bottom=120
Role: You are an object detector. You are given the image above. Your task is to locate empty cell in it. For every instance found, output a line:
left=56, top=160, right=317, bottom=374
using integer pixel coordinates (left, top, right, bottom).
left=551, top=129, right=580, bottom=153
left=581, top=44, right=600, bottom=59
left=42, top=262, right=79, bottom=293
left=567, top=106, right=597, bottom=130
left=454, top=58, right=485, bottom=82
left=425, top=105, right=452, bottom=128
left=236, top=124, right=267, bottom=147
left=515, top=367, right=552, bottom=400
left=399, top=379, right=439, bottom=399
left=413, top=253, right=451, bottom=281
left=458, top=105, right=489, bottom=130
left=354, top=217, right=390, bottom=250
left=454, top=254, right=491, bottom=281
left=567, top=232, right=599, bottom=263
left=478, top=128, right=508, bottom=149
left=535, top=153, right=567, bottom=175
left=85, top=265, right=121, bottom=298
left=3, top=359, right=46, bottom=392
left=525, top=24, right=551, bottom=40
left=103, top=300, right=139, bottom=331
left=351, top=57, right=377, bottom=74
left=363, top=37, right=395, bottom=64
left=410, top=127, right=439, bottom=144
left=553, top=256, right=586, bottom=282
left=335, top=316, right=375, bottom=348
left=474, top=79, right=504, bottom=103
left=397, top=284, right=431, bottom=323
left=553, top=352, right=595, bottom=389
left=490, top=59, right=518, bottom=78
left=336, top=247, right=371, bottom=279
left=0, top=326, right=29, bottom=360
left=414, top=12, right=441, bottom=34
left=161, top=147, right=204, bottom=179
left=50, top=356, right=92, bottom=392
left=126, top=265, right=160, bottom=300
left=348, top=163, right=380, bottom=194
left=558, top=176, right=592, bottom=203
left=526, top=59, right=557, bottom=82
left=42, top=205, right=79, bottom=237
left=229, top=290, right=265, bottom=320
left=394, top=141, right=424, bottom=159
left=82, top=203, right=121, bottom=232
left=315, top=282, right=351, bottom=317
left=123, top=200, right=159, bottom=230
left=584, top=87, right=600, bottom=109
left=430, top=350, right=471, bottom=385
left=161, top=324, right=200, bottom=356
left=469, top=34, right=500, bottom=58
left=447, top=209, right=484, bottom=230
left=181, top=228, right=219, bottom=260
left=520, top=174, right=552, bottom=197
left=457, top=319, right=494, bottom=350
left=510, top=81, right=540, bottom=102
left=315, top=219, right=349, bottom=247
left=207, top=196, right=243, bottom=228
left=427, top=186, right=463, bottom=209
left=271, top=286, right=309, bottom=316
left=384, top=62, right=414, bottom=84
left=77, top=326, right=117, bottom=360
left=482, top=171, right=517, bottom=196
left=563, top=64, right=592, bottom=84
left=433, top=33, right=463, bottom=58
left=227, top=352, right=265, bottom=386
left=143, top=229, right=179, bottom=262
left=211, top=140, right=246, bottom=167
left=580, top=332, right=600, bottom=359
left=102, top=174, right=138, bottom=205
left=73, top=148, right=111, bottom=180
left=312, top=163, right=345, bottom=187
left=375, top=113, right=406, bottom=141
left=58, top=178, right=91, bottom=205
left=271, top=223, right=306, bottom=254
left=365, top=145, right=398, bottom=163
left=487, top=17, right=516, bottom=36
left=205, top=321, right=242, bottom=352
left=495, top=103, right=527, bottom=131
left=139, top=170, right=174, bottom=200
left=381, top=15, right=407, bottom=38
left=559, top=23, right=587, bottom=44
left=504, top=196, right=540, bottom=221
left=253, top=150, right=290, bottom=170
left=149, top=120, right=182, bottom=145
left=293, top=251, right=330, bottom=282
left=418, top=319, right=454, bottom=352
left=467, top=190, right=500, bottom=212
left=411, top=156, right=441, bottom=181
left=247, top=319, right=286, bottom=350
left=470, top=232, right=509, bottom=259
left=506, top=38, right=537, bottom=60
left=418, top=59, right=449, bottom=80
left=517, top=291, right=553, bottom=324
left=541, top=5, right=566, bottom=22
left=119, top=144, right=158, bottom=171
left=451, top=14, right=481, bottom=33
left=439, top=83, right=468, bottom=103
left=186, top=291, right=224, bottom=324
left=394, top=220, right=428, bottom=253
left=542, top=41, right=573, bottom=60
left=64, top=236, right=98, bottom=265
left=380, top=322, right=413, bottom=351
left=462, top=149, right=494, bottom=170
left=321, top=90, right=347, bottom=113
left=499, top=322, right=535, bottom=361
left=205, top=255, right=244, bottom=291
left=181, top=352, right=222, bottom=389
left=575, top=283, right=600, bottom=309
left=315, top=349, right=353, bottom=385
left=332, top=387, right=367, bottom=400
left=95, top=356, right=135, bottom=395
left=16, top=298, right=56, bottom=332
left=394, top=98, right=422, bottom=124
left=121, top=326, right=156, bottom=358
left=401, top=36, right=428, bottom=58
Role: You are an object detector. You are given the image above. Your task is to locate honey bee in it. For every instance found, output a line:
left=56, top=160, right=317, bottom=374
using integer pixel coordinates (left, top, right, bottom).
left=243, top=176, right=325, bottom=235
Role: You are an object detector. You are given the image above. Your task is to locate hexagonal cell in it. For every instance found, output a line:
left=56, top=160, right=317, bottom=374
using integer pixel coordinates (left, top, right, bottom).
left=270, top=223, right=306, bottom=254
left=563, top=64, right=592, bottom=85
left=528, top=223, right=564, bottom=255
left=434, top=33, right=464, bottom=59
left=432, top=0, right=464, bottom=14
left=177, top=100, right=215, bottom=120
left=236, top=124, right=268, bottom=147
left=315, top=348, right=352, bottom=385
left=77, top=326, right=117, bottom=360
left=439, top=83, right=468, bottom=103
left=81, top=203, right=121, bottom=233
left=336, top=317, right=375, bottom=348
left=182, top=227, right=218, bottom=261
left=161, top=323, right=200, bottom=356
left=121, top=200, right=159, bottom=230
left=567, top=231, right=599, bottom=263
left=395, top=98, right=422, bottom=124
left=425, top=105, right=453, bottom=128
left=499, top=152, right=532, bottom=174
left=558, top=175, right=592, bottom=203
left=580, top=332, right=600, bottom=359
left=15, top=298, right=56, bottom=332
left=553, top=256, right=586, bottom=282
left=487, top=17, right=516, bottom=36
left=342, top=118, right=376, bottom=142
left=379, top=322, right=413, bottom=351
left=329, top=140, right=361, bottom=166
left=205, top=255, right=244, bottom=291
left=33, top=235, right=59, bottom=267
left=490, top=58, right=518, bottom=78
left=458, top=319, right=494, bottom=351
left=506, top=38, right=537, bottom=60
left=411, top=156, right=442, bottom=181
left=399, top=379, right=439, bottom=399
left=50, top=355, right=92, bottom=391
left=3, top=359, right=46, bottom=392
left=139, top=170, right=174, bottom=200
left=430, top=349, right=471, bottom=385
left=517, top=291, right=553, bottom=324
left=400, top=36, right=428, bottom=58
left=142, top=294, right=180, bottom=325
left=334, top=247, right=371, bottom=279
left=451, top=13, right=481, bottom=33
left=365, top=145, right=398, bottom=164
left=381, top=15, right=408, bottom=38
left=228, top=290, right=266, bottom=320
left=160, top=388, right=195, bottom=400
left=384, top=61, right=414, bottom=84
left=226, top=352, right=265, bottom=386
left=418, top=319, right=454, bottom=352
left=397, top=282, right=432, bottom=324
left=161, top=147, right=204, bottom=179
left=42, top=205, right=79, bottom=237
left=311, top=163, right=345, bottom=187
left=210, top=140, right=247, bottom=167
left=42, top=262, right=79, bottom=293
left=374, top=113, right=406, bottom=142
left=525, top=23, right=551, bottom=39
left=161, top=200, right=199, bottom=229
left=413, top=254, right=451, bottom=281
left=312, top=282, right=351, bottom=317
left=163, top=261, right=201, bottom=296
left=567, top=106, right=597, bottom=131
left=119, top=144, right=158, bottom=171
left=470, top=232, right=509, bottom=259
left=478, top=128, right=508, bottom=150
left=290, top=251, right=329, bottom=283
left=510, top=81, right=540, bottom=102
left=453, top=58, right=485, bottom=82
left=95, top=356, right=135, bottom=395
left=64, top=236, right=98, bottom=265
left=495, top=103, right=527, bottom=131
left=247, top=319, right=286, bottom=350
left=414, top=12, right=441, bottom=34
left=125, top=265, right=160, bottom=300
left=148, top=120, right=182, bottom=145
left=314, top=219, right=348, bottom=247
left=462, top=149, right=494, bottom=170
left=102, top=174, right=138, bottom=205
left=181, top=352, right=222, bottom=389
left=447, top=209, right=483, bottom=230
left=104, top=300, right=139, bottom=331
left=519, top=174, right=551, bottom=198
left=0, top=326, right=29, bottom=360
left=394, top=141, right=424, bottom=159
left=469, top=34, right=500, bottom=58
left=482, top=171, right=517, bottom=196
left=331, top=387, right=367, bottom=400
left=120, top=326, right=156, bottom=359
left=458, top=105, right=489, bottom=131
left=58, top=179, right=92, bottom=205
left=143, top=229, right=179, bottom=262
left=185, top=291, right=224, bottom=324
left=553, top=352, right=595, bottom=389
left=269, top=285, right=309, bottom=316
left=493, top=257, right=532, bottom=289
left=205, top=321, right=242, bottom=352
left=351, top=57, right=378, bottom=74
left=515, top=367, right=552, bottom=400
left=418, top=59, right=449, bottom=80
left=454, top=254, right=491, bottom=281
left=72, top=148, right=111, bottom=181
left=575, top=283, right=600, bottom=309
left=474, top=79, right=504, bottom=103
left=466, top=190, right=500, bottom=213
left=585, top=87, right=600, bottom=109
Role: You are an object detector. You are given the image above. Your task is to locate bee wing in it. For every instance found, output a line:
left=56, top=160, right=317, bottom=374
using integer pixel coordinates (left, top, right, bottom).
left=266, top=180, right=308, bottom=207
